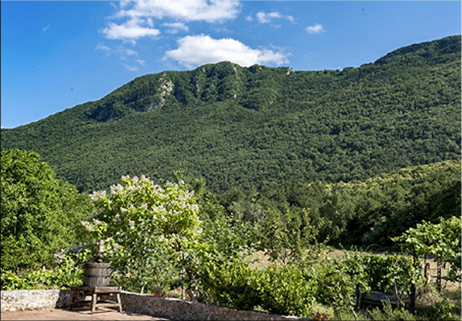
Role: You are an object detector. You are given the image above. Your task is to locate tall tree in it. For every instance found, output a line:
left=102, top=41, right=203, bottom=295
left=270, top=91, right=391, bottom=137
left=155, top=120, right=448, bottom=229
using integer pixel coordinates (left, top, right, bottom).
left=1, top=150, right=93, bottom=271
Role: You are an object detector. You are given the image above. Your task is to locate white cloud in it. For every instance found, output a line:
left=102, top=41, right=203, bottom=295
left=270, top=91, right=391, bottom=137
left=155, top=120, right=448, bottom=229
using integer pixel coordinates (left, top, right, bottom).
left=96, top=43, right=111, bottom=51
left=306, top=23, right=324, bottom=34
left=103, top=1, right=241, bottom=42
left=102, top=17, right=160, bottom=42
left=256, top=11, right=294, bottom=24
left=213, top=26, right=232, bottom=33
left=124, top=64, right=140, bottom=71
left=164, top=34, right=288, bottom=68
left=96, top=43, right=145, bottom=69
left=163, top=22, right=189, bottom=34
left=115, top=0, right=241, bottom=23
left=256, top=12, right=280, bottom=23
left=43, top=25, right=50, bottom=32
left=125, top=48, right=138, bottom=56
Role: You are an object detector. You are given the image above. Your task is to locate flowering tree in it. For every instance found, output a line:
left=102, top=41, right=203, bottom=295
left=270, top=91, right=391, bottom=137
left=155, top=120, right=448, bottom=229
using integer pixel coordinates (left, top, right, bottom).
left=82, top=175, right=202, bottom=293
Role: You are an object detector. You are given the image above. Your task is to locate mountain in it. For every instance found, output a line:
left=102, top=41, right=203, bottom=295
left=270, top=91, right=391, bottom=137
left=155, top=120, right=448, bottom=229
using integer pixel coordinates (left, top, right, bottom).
left=1, top=36, right=460, bottom=193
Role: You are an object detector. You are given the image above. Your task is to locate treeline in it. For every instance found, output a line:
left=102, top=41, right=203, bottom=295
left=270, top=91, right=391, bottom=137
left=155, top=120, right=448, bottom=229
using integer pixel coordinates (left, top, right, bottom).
left=216, top=160, right=461, bottom=248
left=1, top=36, right=460, bottom=194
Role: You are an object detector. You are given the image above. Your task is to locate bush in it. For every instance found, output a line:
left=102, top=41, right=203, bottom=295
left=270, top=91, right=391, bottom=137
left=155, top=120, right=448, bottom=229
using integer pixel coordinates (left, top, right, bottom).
left=256, top=264, right=315, bottom=316
left=201, top=258, right=261, bottom=310
left=1, top=246, right=90, bottom=290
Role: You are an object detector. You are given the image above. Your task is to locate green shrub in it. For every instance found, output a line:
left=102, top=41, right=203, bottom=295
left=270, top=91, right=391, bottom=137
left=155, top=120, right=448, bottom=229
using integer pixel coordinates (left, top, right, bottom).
left=256, top=264, right=315, bottom=316
left=367, top=300, right=415, bottom=321
left=202, top=258, right=261, bottom=310
left=1, top=270, right=31, bottom=290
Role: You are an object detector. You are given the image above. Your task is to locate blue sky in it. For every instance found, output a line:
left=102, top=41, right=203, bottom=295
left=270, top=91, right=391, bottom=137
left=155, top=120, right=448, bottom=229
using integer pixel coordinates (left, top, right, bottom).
left=1, top=1, right=460, bottom=129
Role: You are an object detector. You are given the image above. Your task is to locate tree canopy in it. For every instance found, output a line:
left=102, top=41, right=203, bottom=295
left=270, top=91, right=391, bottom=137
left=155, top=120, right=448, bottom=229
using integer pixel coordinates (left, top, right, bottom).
left=1, top=150, right=93, bottom=270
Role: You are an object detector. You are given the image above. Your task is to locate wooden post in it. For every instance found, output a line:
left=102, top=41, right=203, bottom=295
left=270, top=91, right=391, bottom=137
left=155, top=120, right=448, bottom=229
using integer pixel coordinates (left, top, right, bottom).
left=409, top=283, right=416, bottom=313
left=116, top=292, right=123, bottom=312
left=409, top=250, right=417, bottom=313
left=425, top=263, right=431, bottom=284
left=393, top=281, right=402, bottom=308
left=91, top=293, right=98, bottom=313
left=436, top=261, right=442, bottom=292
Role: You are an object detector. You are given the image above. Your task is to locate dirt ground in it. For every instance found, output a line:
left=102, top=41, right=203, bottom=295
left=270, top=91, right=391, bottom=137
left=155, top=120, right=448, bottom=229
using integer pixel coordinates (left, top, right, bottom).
left=247, top=249, right=461, bottom=292
left=1, top=308, right=170, bottom=320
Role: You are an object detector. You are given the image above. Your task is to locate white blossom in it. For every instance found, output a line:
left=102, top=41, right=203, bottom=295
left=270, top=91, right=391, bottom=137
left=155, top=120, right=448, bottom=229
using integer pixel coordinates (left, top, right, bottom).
left=90, top=190, right=107, bottom=202
left=53, top=249, right=67, bottom=264
left=92, top=218, right=108, bottom=227
left=81, top=221, right=94, bottom=232
left=111, top=184, right=123, bottom=194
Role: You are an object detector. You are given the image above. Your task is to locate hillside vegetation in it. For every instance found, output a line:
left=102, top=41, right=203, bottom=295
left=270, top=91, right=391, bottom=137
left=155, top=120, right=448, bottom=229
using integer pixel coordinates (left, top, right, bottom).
left=220, top=159, right=460, bottom=247
left=1, top=151, right=460, bottom=320
left=1, top=36, right=460, bottom=193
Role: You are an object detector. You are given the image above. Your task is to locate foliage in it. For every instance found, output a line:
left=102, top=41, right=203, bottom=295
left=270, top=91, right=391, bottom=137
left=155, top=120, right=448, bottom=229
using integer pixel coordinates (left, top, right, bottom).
left=1, top=245, right=91, bottom=290
left=1, top=270, right=31, bottom=290
left=255, top=206, right=320, bottom=264
left=366, top=300, right=416, bottom=321
left=361, top=254, right=423, bottom=296
left=82, top=175, right=202, bottom=293
left=201, top=258, right=316, bottom=316
left=1, top=36, right=460, bottom=195
left=221, top=160, right=460, bottom=247
left=256, top=264, right=316, bottom=316
left=201, top=258, right=262, bottom=311
left=304, top=253, right=374, bottom=311
left=200, top=249, right=427, bottom=318
left=416, top=286, right=459, bottom=321
left=309, top=302, right=334, bottom=321
left=392, top=216, right=461, bottom=282
left=1, top=150, right=93, bottom=271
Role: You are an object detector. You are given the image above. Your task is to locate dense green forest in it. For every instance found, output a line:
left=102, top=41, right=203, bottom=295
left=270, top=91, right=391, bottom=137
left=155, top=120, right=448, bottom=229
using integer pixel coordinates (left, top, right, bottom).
left=218, top=159, right=460, bottom=248
left=1, top=36, right=460, bottom=194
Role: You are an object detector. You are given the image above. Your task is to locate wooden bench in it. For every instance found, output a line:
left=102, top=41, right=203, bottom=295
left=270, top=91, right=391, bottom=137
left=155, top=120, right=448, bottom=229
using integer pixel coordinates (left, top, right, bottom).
left=69, top=285, right=123, bottom=313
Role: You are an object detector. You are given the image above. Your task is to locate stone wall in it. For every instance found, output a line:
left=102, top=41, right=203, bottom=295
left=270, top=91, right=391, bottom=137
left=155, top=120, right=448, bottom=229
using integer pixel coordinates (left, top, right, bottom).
left=120, top=291, right=307, bottom=321
left=1, top=290, right=308, bottom=320
left=1, top=290, right=73, bottom=312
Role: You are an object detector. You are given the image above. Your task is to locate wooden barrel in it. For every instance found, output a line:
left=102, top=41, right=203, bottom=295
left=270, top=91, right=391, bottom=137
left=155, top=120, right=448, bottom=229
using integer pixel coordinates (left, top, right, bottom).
left=83, top=262, right=111, bottom=286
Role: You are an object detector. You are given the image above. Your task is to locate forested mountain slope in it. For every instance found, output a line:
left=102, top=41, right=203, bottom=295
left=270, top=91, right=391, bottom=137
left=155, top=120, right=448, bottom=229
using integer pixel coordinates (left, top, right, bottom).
left=2, top=36, right=460, bottom=193
left=219, top=159, right=461, bottom=246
